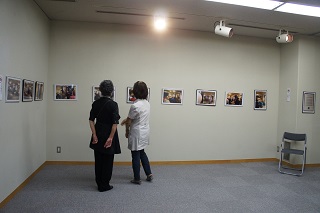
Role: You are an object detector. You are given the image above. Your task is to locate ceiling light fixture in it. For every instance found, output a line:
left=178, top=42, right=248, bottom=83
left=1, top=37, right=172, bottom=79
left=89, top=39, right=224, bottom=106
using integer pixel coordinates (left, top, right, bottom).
left=153, top=15, right=167, bottom=32
left=215, top=20, right=233, bottom=38
left=276, top=29, right=293, bottom=43
left=204, top=0, right=283, bottom=10
left=275, top=3, right=320, bottom=18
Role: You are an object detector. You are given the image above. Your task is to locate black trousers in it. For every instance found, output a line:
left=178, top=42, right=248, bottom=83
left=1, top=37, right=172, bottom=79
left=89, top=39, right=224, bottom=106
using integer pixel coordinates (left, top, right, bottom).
left=94, top=150, right=114, bottom=190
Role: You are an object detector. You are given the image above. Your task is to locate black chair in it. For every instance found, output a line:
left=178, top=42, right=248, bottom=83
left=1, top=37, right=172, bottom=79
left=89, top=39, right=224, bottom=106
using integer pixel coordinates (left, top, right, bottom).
left=278, top=132, right=307, bottom=176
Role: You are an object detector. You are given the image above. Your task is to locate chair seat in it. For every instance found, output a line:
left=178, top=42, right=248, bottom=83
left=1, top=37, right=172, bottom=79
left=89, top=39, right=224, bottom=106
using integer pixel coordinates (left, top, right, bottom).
left=281, top=148, right=304, bottom=155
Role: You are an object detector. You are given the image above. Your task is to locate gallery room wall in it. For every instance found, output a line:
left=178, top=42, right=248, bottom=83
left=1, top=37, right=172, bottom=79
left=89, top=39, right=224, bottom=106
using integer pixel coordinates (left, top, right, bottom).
left=0, top=0, right=49, bottom=205
left=47, top=21, right=280, bottom=162
left=278, top=36, right=320, bottom=164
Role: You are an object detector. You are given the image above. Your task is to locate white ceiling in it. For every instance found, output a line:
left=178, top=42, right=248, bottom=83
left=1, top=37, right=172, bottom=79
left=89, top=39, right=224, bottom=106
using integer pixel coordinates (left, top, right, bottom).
left=33, top=0, right=320, bottom=39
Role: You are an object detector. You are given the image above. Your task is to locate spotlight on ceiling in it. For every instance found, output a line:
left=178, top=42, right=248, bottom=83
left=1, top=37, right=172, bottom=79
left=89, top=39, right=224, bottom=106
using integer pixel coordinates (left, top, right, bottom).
left=276, top=30, right=293, bottom=43
left=214, top=20, right=233, bottom=38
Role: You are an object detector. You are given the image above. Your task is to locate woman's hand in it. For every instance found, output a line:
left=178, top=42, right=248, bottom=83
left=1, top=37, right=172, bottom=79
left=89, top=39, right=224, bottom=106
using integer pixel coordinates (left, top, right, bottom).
left=120, top=118, right=127, bottom=126
left=91, top=134, right=98, bottom=144
left=104, top=137, right=112, bottom=148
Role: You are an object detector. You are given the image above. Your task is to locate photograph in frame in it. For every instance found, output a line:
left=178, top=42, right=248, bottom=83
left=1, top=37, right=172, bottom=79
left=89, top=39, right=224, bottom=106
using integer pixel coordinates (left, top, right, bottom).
left=22, top=79, right=34, bottom=102
left=196, top=89, right=217, bottom=106
left=225, top=92, right=243, bottom=106
left=0, top=74, right=3, bottom=101
left=54, top=84, right=77, bottom=100
left=302, top=91, right=315, bottom=114
left=92, top=86, right=116, bottom=102
left=34, top=81, right=44, bottom=101
left=126, top=87, right=150, bottom=103
left=162, top=88, right=183, bottom=105
left=254, top=90, right=267, bottom=110
left=5, top=76, right=21, bottom=103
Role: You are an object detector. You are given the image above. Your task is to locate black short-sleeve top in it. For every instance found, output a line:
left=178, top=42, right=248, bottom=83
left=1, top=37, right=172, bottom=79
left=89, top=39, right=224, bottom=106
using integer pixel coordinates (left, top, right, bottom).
left=89, top=97, right=121, bottom=154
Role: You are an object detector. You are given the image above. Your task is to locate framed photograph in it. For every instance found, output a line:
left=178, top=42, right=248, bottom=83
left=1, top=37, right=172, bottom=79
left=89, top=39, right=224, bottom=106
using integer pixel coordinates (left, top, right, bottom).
left=0, top=74, right=3, bottom=101
left=22, top=79, right=34, bottom=102
left=126, top=87, right=150, bottom=103
left=302, top=91, right=315, bottom=114
left=5, top=76, right=21, bottom=103
left=92, top=86, right=116, bottom=102
left=54, top=84, right=77, bottom=101
left=196, top=89, right=217, bottom=106
left=162, top=88, right=183, bottom=105
left=34, top=81, right=44, bottom=101
left=254, top=90, right=267, bottom=110
left=225, top=92, right=243, bottom=106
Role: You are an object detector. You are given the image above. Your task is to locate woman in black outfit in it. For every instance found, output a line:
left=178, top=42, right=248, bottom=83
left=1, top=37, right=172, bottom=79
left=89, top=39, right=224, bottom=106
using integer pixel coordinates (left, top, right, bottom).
left=89, top=80, right=121, bottom=192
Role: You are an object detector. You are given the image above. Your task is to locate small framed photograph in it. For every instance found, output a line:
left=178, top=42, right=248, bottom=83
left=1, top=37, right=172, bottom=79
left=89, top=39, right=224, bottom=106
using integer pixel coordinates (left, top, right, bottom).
left=5, top=76, right=21, bottom=103
left=54, top=84, right=77, bottom=101
left=0, top=74, right=3, bottom=101
left=254, top=90, right=267, bottom=110
left=126, top=87, right=150, bottom=103
left=22, top=79, right=34, bottom=102
left=162, top=88, right=183, bottom=105
left=34, top=81, right=44, bottom=101
left=225, top=92, right=243, bottom=106
left=196, top=89, right=217, bottom=106
left=92, top=86, right=116, bottom=102
left=302, top=91, right=315, bottom=114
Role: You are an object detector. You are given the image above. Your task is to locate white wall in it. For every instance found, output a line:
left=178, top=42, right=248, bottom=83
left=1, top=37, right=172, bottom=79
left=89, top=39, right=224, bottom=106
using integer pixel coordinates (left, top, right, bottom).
left=296, top=37, right=320, bottom=164
left=0, top=0, right=49, bottom=204
left=47, top=21, right=280, bottom=162
left=277, top=36, right=320, bottom=164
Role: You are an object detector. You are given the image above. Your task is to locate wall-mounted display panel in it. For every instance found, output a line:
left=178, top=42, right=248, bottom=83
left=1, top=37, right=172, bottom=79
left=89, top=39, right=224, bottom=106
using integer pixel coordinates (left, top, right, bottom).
left=254, top=90, right=267, bottom=110
left=162, top=88, right=183, bottom=105
left=22, top=79, right=34, bottom=102
left=196, top=89, right=217, bottom=106
left=225, top=92, right=243, bottom=107
left=5, top=76, right=21, bottom=103
left=54, top=84, right=77, bottom=100
left=34, top=81, right=44, bottom=101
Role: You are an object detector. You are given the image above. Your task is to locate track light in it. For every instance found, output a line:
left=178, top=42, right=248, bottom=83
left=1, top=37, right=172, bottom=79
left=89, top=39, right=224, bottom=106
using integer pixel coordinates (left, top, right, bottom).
left=214, top=20, right=233, bottom=38
left=276, top=30, right=293, bottom=43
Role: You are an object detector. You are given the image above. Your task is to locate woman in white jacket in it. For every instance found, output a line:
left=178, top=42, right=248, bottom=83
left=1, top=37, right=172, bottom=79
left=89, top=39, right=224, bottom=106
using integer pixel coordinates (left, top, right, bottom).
left=121, top=81, right=153, bottom=184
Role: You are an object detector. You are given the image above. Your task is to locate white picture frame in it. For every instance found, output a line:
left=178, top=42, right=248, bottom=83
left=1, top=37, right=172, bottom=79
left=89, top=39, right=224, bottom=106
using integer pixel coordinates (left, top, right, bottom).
left=54, top=84, right=77, bottom=101
left=225, top=91, right=243, bottom=107
left=5, top=76, right=22, bottom=103
left=161, top=88, right=183, bottom=105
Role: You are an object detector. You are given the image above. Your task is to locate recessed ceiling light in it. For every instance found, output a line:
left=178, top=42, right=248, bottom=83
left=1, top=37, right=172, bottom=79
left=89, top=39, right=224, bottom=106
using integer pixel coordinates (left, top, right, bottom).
left=275, top=3, right=320, bottom=18
left=204, top=0, right=283, bottom=10
left=154, top=16, right=167, bottom=32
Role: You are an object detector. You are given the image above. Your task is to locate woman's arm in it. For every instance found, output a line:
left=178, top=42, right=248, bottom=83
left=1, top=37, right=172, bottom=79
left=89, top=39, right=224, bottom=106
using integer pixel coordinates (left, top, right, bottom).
left=104, top=124, right=117, bottom=148
left=121, top=117, right=132, bottom=138
left=89, top=120, right=98, bottom=144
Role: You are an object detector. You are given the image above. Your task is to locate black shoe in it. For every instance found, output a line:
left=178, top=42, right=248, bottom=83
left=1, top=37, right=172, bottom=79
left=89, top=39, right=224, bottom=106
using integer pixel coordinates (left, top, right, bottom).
left=146, top=174, right=153, bottom=182
left=98, top=185, right=113, bottom=192
left=130, top=179, right=141, bottom=185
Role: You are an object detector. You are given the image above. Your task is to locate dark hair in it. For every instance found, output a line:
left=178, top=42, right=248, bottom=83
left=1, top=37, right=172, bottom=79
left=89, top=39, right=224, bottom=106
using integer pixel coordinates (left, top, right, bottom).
left=99, top=80, right=114, bottom=96
left=133, top=81, right=148, bottom=99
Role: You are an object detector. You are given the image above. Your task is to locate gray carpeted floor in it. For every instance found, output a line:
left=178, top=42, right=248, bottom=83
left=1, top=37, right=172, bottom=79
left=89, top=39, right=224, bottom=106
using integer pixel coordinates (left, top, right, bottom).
left=1, top=162, right=320, bottom=213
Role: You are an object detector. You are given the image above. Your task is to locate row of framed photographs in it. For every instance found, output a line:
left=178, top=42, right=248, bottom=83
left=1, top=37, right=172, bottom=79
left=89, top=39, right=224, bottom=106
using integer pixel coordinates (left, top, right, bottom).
left=0, top=76, right=44, bottom=102
left=93, top=86, right=315, bottom=113
left=2, top=79, right=315, bottom=113
left=91, top=86, right=268, bottom=110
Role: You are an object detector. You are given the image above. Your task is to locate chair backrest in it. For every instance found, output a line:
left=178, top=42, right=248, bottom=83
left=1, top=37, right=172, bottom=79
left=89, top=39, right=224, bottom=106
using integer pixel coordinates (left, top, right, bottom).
left=283, top=132, right=306, bottom=143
